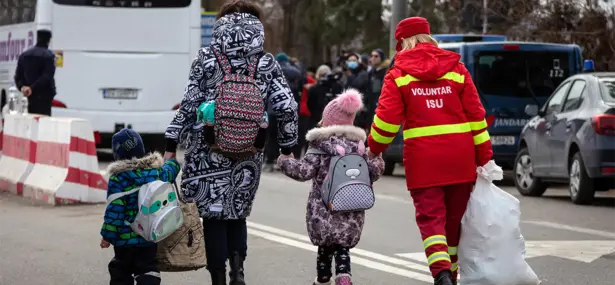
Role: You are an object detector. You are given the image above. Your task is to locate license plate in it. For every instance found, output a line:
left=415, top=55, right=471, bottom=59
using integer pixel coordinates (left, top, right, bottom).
left=491, top=136, right=516, bottom=146
left=103, top=89, right=138, bottom=99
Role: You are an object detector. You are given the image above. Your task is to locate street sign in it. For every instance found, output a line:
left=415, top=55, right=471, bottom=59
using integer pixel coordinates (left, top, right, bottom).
left=201, top=11, right=216, bottom=47
left=395, top=240, right=615, bottom=264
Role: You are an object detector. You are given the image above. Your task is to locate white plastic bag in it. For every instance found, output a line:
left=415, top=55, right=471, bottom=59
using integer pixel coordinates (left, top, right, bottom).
left=458, top=160, right=540, bottom=285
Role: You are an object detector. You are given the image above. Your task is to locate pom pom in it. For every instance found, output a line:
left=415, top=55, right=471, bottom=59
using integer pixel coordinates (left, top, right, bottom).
left=335, top=88, right=364, bottom=113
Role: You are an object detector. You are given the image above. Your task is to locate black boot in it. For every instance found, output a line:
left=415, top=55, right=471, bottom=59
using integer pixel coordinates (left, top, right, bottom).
left=229, top=252, right=246, bottom=285
left=209, top=270, right=227, bottom=285
left=434, top=270, right=454, bottom=285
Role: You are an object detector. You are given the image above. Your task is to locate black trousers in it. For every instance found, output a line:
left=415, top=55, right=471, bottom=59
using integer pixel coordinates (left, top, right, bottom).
left=265, top=115, right=279, bottom=164
left=293, top=115, right=310, bottom=158
left=109, top=245, right=160, bottom=285
left=27, top=96, right=52, bottom=116
left=202, top=218, right=248, bottom=272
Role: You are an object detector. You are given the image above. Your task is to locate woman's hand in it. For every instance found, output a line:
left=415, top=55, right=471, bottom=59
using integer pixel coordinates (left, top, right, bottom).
left=164, top=152, right=176, bottom=160
left=367, top=148, right=378, bottom=158
left=278, top=153, right=294, bottom=160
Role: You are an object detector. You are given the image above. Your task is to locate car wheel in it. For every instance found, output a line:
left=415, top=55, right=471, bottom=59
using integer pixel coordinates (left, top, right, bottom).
left=569, top=152, right=595, bottom=205
left=383, top=160, right=395, bottom=176
left=514, top=148, right=547, bottom=196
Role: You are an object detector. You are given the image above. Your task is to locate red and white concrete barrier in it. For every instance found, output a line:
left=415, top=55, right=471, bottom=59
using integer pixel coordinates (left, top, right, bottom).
left=0, top=114, right=41, bottom=195
left=21, top=117, right=107, bottom=205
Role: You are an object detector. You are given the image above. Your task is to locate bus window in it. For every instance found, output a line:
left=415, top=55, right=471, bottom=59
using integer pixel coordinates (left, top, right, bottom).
left=474, top=51, right=570, bottom=98
left=0, top=0, right=36, bottom=26
left=52, top=0, right=191, bottom=8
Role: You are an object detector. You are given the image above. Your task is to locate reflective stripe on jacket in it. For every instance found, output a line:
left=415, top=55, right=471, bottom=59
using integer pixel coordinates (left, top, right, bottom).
left=368, top=43, right=493, bottom=190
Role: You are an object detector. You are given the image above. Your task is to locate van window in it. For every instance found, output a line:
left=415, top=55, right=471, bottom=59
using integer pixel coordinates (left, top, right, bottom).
left=474, top=51, right=570, bottom=98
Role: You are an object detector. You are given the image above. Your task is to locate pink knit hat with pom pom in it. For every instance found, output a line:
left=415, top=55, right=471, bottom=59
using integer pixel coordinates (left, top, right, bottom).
left=321, top=89, right=364, bottom=126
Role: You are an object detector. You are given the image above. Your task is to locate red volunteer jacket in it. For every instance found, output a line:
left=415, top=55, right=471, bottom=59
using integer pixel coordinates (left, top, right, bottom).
left=368, top=43, right=493, bottom=190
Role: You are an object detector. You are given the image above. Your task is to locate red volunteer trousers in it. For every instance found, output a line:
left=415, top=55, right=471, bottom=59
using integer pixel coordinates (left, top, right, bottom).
left=410, top=182, right=473, bottom=280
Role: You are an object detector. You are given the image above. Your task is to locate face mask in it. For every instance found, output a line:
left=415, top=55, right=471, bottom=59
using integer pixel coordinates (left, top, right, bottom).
left=347, top=61, right=359, bottom=70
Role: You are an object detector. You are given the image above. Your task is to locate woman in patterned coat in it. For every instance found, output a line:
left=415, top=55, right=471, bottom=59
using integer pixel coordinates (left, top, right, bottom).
left=163, top=1, right=298, bottom=284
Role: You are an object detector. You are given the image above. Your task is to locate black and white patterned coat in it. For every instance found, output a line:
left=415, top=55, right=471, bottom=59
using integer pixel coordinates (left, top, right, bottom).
left=165, top=13, right=298, bottom=220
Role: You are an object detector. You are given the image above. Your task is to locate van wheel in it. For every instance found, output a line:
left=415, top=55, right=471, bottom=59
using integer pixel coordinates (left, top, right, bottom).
left=569, top=152, right=595, bottom=205
left=383, top=160, right=395, bottom=176
left=514, top=148, right=547, bottom=196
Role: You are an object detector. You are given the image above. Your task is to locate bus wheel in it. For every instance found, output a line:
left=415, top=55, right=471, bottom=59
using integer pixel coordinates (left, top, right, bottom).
left=514, top=148, right=547, bottom=197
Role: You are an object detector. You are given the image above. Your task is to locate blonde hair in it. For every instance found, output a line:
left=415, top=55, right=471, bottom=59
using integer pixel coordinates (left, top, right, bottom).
left=315, top=65, right=332, bottom=80
left=401, top=34, right=439, bottom=50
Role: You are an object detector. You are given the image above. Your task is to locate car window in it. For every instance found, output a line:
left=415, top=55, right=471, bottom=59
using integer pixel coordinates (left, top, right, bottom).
left=562, top=80, right=586, bottom=112
left=599, top=78, right=615, bottom=103
left=545, top=81, right=571, bottom=115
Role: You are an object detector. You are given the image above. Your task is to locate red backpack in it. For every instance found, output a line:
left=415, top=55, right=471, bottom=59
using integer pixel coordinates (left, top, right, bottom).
left=211, top=49, right=265, bottom=158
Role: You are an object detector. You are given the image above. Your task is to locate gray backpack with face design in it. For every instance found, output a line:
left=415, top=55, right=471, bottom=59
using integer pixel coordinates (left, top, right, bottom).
left=305, top=147, right=375, bottom=212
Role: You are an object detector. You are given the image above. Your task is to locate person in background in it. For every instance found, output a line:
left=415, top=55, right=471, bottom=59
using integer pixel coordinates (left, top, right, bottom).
left=294, top=66, right=318, bottom=158
left=345, top=53, right=370, bottom=130
left=366, top=17, right=493, bottom=285
left=365, top=48, right=391, bottom=130
left=163, top=1, right=298, bottom=284
left=307, top=65, right=344, bottom=129
left=100, top=128, right=180, bottom=285
left=14, top=29, right=56, bottom=116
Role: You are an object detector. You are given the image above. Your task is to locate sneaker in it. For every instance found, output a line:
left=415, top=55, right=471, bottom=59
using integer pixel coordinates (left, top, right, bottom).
left=434, top=270, right=454, bottom=285
left=335, top=274, right=352, bottom=285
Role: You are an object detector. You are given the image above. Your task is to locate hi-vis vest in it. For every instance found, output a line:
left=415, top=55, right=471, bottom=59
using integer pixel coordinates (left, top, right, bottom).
left=371, top=71, right=489, bottom=147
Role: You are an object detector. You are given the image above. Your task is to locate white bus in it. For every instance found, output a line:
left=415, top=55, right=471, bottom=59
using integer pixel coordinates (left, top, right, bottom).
left=0, top=0, right=201, bottom=151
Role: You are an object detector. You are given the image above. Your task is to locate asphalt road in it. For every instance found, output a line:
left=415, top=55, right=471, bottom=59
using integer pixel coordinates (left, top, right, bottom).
left=1, top=152, right=614, bottom=285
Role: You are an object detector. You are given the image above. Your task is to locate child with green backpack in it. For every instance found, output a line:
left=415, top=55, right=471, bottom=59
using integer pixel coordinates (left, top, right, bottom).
left=100, top=128, right=181, bottom=285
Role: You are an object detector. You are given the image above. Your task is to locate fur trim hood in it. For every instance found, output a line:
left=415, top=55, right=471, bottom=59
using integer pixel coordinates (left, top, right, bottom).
left=306, top=125, right=367, bottom=142
left=106, top=152, right=165, bottom=175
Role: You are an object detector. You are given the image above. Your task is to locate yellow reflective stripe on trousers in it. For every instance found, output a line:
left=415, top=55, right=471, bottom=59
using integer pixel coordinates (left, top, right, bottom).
left=473, top=130, right=490, bottom=145
left=373, top=115, right=401, bottom=133
left=370, top=128, right=395, bottom=144
left=469, top=119, right=488, bottom=130
left=451, top=262, right=458, bottom=272
left=395, top=72, right=465, bottom=87
left=423, top=235, right=447, bottom=250
left=448, top=246, right=457, bottom=256
left=427, top=251, right=451, bottom=265
left=403, top=122, right=471, bottom=139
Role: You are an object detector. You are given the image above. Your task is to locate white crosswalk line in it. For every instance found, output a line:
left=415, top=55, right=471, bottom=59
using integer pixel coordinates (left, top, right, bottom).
left=246, top=221, right=433, bottom=275
left=247, top=226, right=434, bottom=283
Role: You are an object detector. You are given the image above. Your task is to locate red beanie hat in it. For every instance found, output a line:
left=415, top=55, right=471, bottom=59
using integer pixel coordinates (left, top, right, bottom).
left=394, top=17, right=431, bottom=52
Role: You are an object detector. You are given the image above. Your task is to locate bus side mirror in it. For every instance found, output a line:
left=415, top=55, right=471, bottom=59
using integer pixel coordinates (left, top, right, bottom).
left=525, top=104, right=539, bottom=117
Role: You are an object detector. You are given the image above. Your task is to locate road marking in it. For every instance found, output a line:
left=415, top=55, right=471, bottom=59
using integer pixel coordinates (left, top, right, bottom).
left=246, top=221, right=431, bottom=274
left=247, top=227, right=434, bottom=283
left=522, top=220, right=615, bottom=239
left=397, top=240, right=615, bottom=264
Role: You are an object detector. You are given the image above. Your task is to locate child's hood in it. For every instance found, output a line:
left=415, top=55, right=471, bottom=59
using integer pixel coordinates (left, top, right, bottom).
left=106, top=152, right=165, bottom=176
left=305, top=125, right=367, bottom=156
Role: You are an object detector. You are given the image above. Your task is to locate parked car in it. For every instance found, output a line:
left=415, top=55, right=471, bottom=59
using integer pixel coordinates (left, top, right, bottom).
left=514, top=72, right=615, bottom=204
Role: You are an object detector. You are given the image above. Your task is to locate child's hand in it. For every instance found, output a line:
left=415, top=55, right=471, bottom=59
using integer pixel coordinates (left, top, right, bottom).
left=279, top=153, right=294, bottom=160
left=100, top=238, right=111, bottom=249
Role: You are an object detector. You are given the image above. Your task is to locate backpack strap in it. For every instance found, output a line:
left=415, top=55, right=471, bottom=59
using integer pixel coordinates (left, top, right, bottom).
left=305, top=147, right=328, bottom=155
left=246, top=53, right=260, bottom=78
left=106, top=187, right=140, bottom=207
left=212, top=47, right=232, bottom=75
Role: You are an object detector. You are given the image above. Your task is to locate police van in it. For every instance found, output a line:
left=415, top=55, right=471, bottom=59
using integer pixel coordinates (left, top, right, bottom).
left=439, top=39, right=584, bottom=168
left=382, top=35, right=584, bottom=174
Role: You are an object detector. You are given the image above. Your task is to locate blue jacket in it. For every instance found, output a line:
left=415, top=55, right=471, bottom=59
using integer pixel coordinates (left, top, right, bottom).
left=101, top=153, right=180, bottom=247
